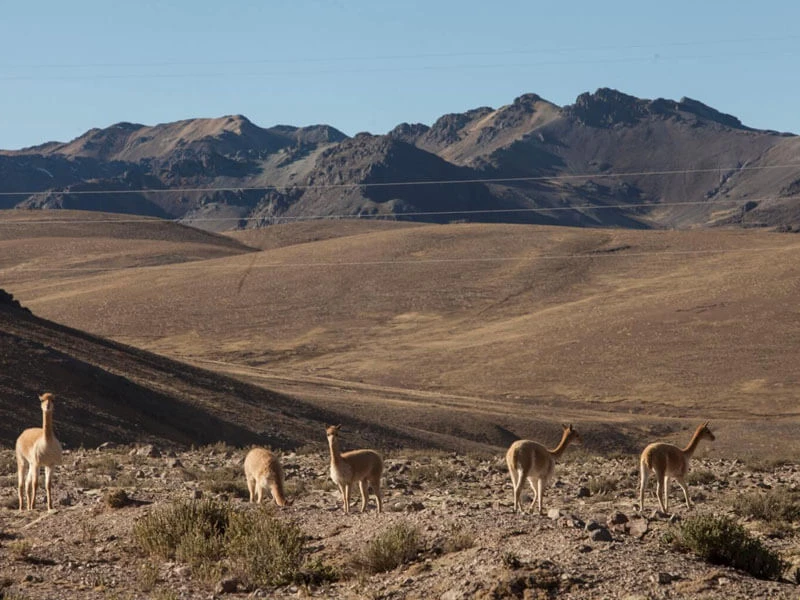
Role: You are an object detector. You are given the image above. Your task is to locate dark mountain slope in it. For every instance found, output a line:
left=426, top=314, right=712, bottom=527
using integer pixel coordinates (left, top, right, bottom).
left=1, top=89, right=798, bottom=230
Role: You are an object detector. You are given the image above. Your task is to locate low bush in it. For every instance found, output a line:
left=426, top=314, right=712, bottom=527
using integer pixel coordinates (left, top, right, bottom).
left=732, top=488, right=800, bottom=524
left=667, top=514, right=785, bottom=580
left=133, top=499, right=312, bottom=588
left=355, top=522, right=422, bottom=574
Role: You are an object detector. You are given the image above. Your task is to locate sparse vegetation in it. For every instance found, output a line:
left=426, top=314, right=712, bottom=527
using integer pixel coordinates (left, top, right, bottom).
left=686, top=468, right=717, bottom=485
left=587, top=475, right=618, bottom=496
left=355, top=522, right=422, bottom=574
left=7, top=540, right=31, bottom=562
left=666, top=514, right=786, bottom=580
left=732, top=488, right=800, bottom=524
left=133, top=499, right=310, bottom=587
left=442, top=523, right=475, bottom=553
left=187, top=465, right=249, bottom=499
left=104, top=488, right=130, bottom=509
left=226, top=507, right=305, bottom=586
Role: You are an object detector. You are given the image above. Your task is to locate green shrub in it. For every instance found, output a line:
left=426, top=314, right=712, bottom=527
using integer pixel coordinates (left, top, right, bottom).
left=133, top=498, right=232, bottom=562
left=134, top=499, right=311, bottom=588
left=227, top=508, right=304, bottom=587
left=669, top=514, right=785, bottom=580
left=732, top=489, right=800, bottom=524
left=356, top=522, right=422, bottom=573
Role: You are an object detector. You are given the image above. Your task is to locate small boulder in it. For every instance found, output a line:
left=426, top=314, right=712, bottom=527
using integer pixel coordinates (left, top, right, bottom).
left=590, top=527, right=613, bottom=542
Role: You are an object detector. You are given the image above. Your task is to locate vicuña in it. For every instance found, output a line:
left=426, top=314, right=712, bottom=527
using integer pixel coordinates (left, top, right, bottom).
left=638, top=421, right=715, bottom=513
left=243, top=447, right=290, bottom=507
left=506, top=423, right=581, bottom=514
left=16, top=392, right=63, bottom=511
left=325, top=424, right=383, bottom=514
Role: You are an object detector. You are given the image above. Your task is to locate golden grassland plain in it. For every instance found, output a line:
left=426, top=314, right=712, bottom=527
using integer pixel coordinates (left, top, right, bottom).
left=1, top=209, right=799, bottom=459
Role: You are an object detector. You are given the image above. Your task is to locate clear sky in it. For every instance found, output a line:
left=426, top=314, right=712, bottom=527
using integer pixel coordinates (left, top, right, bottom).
left=2, top=0, right=799, bottom=150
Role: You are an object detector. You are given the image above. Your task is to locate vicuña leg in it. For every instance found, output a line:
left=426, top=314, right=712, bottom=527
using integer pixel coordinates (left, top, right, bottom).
left=638, top=463, right=648, bottom=511
left=527, top=477, right=538, bottom=512
left=372, top=478, right=383, bottom=513
left=676, top=476, right=691, bottom=509
left=358, top=480, right=369, bottom=512
left=26, top=465, right=38, bottom=510
left=17, top=458, right=25, bottom=511
left=44, top=466, right=54, bottom=511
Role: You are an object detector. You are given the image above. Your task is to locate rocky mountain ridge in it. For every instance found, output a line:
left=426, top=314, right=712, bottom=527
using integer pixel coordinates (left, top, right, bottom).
left=2, top=88, right=799, bottom=231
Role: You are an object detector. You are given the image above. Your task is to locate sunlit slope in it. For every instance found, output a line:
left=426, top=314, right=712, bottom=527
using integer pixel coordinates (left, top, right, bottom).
left=6, top=218, right=799, bottom=418
left=0, top=210, right=255, bottom=288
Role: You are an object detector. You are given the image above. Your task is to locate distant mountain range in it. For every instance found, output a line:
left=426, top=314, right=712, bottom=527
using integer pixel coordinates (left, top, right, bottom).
left=2, top=88, right=799, bottom=231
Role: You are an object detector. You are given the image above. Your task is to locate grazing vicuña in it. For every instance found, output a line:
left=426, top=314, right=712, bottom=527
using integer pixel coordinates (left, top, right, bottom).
left=243, top=447, right=290, bottom=507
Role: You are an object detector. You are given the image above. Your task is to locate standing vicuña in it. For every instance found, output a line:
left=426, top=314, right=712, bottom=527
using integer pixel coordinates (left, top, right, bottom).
left=16, top=392, right=63, bottom=511
left=506, top=423, right=581, bottom=514
left=638, top=421, right=715, bottom=513
left=325, top=424, right=383, bottom=514
left=244, top=447, right=291, bottom=507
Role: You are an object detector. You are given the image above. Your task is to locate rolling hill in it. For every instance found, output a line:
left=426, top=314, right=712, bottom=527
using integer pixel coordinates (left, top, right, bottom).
left=2, top=89, right=799, bottom=231
left=2, top=210, right=798, bottom=458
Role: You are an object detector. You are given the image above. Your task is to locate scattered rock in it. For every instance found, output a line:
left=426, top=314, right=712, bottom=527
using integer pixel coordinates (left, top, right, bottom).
left=651, top=572, right=674, bottom=584
left=547, top=508, right=562, bottom=520
left=590, top=527, right=613, bottom=542
left=576, top=486, right=591, bottom=498
left=584, top=520, right=601, bottom=532
left=215, top=577, right=241, bottom=594
left=626, top=518, right=648, bottom=539
left=132, top=445, right=161, bottom=458
left=607, top=511, right=629, bottom=526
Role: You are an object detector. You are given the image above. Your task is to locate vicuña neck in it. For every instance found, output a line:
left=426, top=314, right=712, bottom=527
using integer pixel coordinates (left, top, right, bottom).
left=42, top=410, right=55, bottom=440
left=682, top=428, right=704, bottom=457
left=328, top=436, right=342, bottom=464
left=550, top=433, right=571, bottom=458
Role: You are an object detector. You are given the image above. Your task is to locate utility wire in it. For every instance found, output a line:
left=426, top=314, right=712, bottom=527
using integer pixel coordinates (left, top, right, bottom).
left=4, top=33, right=799, bottom=70
left=3, top=49, right=799, bottom=81
left=2, top=163, right=799, bottom=198
left=0, top=194, right=795, bottom=225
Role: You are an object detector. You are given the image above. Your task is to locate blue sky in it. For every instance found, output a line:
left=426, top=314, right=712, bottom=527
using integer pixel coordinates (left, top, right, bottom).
left=1, top=0, right=799, bottom=150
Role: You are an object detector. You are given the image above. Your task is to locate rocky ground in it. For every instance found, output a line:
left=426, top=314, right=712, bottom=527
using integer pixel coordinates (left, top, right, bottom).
left=0, top=444, right=798, bottom=600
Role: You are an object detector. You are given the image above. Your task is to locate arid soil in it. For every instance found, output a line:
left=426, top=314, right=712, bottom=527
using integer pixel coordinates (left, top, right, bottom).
left=0, top=444, right=797, bottom=600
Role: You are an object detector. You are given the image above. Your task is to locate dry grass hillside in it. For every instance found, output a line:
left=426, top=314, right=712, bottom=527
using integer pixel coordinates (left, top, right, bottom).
left=1, top=210, right=799, bottom=460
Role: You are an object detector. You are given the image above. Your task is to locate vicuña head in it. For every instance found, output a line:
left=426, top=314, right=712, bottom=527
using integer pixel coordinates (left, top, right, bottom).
left=505, top=423, right=581, bottom=515
left=325, top=424, right=383, bottom=514
left=243, top=447, right=292, bottom=507
left=16, top=392, right=63, bottom=511
left=638, top=421, right=715, bottom=514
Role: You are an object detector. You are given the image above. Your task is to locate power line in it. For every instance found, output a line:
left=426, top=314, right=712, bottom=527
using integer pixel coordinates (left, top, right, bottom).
left=0, top=194, right=795, bottom=226
left=2, top=163, right=799, bottom=199
left=3, top=49, right=799, bottom=82
left=3, top=33, right=798, bottom=71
